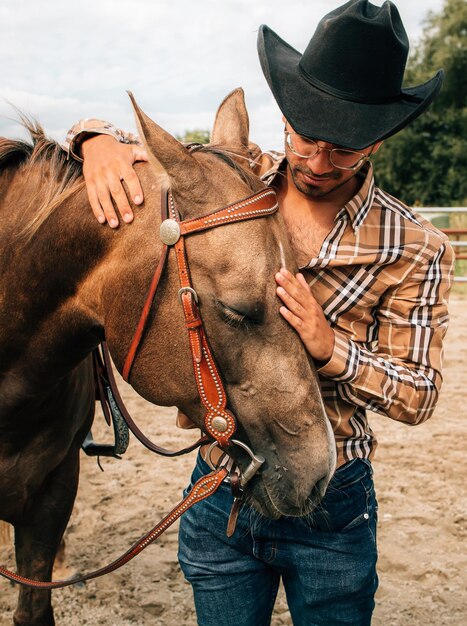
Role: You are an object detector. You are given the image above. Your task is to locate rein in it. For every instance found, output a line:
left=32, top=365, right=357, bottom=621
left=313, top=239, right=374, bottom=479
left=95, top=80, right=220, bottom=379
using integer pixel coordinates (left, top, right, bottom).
left=0, top=185, right=279, bottom=589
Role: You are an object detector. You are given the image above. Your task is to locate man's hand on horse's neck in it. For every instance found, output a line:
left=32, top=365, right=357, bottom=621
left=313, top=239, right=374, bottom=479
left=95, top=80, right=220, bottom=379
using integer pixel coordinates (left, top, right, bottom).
left=81, top=135, right=148, bottom=227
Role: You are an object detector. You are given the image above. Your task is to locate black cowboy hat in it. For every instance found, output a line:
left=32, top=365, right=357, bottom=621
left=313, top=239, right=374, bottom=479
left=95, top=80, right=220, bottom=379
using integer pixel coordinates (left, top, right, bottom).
left=257, top=0, right=443, bottom=150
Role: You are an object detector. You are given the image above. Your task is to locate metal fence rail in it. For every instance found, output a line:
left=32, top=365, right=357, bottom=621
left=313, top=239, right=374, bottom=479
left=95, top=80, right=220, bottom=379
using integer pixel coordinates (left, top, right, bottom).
left=420, top=207, right=467, bottom=283
left=419, top=208, right=467, bottom=214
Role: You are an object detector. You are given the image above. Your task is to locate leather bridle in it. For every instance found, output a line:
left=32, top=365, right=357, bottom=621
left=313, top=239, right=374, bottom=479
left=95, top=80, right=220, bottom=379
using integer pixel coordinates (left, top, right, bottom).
left=123, top=186, right=278, bottom=450
left=0, top=184, right=279, bottom=589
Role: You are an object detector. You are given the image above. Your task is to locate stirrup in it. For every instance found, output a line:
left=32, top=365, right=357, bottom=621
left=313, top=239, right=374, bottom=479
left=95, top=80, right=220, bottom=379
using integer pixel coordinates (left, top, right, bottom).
left=81, top=431, right=123, bottom=458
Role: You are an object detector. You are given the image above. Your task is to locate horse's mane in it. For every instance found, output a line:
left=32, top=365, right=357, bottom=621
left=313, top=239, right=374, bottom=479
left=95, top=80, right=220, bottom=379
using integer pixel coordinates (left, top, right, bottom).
left=1, top=118, right=261, bottom=241
left=191, top=144, right=263, bottom=193
left=0, top=116, right=84, bottom=240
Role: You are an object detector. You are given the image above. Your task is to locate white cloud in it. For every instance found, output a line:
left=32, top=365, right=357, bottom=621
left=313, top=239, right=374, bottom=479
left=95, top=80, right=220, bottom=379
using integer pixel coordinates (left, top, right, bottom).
left=0, top=0, right=445, bottom=151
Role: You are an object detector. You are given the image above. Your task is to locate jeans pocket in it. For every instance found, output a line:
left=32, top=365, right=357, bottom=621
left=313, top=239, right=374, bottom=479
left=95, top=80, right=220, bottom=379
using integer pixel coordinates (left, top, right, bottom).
left=339, top=480, right=378, bottom=554
left=323, top=481, right=367, bottom=531
left=315, top=464, right=377, bottom=534
left=339, top=491, right=371, bottom=531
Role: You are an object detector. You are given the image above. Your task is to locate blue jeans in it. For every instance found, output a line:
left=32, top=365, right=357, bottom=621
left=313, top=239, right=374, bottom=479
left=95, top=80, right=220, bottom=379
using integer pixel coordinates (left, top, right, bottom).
left=178, top=454, right=378, bottom=626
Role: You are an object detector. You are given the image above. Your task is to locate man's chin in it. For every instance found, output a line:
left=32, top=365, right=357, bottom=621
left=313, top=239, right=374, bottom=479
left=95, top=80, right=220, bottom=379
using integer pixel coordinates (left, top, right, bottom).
left=292, top=175, right=333, bottom=198
left=292, top=168, right=358, bottom=202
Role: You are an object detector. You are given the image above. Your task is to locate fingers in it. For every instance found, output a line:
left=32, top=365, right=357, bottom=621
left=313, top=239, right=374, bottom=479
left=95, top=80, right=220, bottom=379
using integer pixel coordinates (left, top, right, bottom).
left=123, top=145, right=149, bottom=211
left=296, top=272, right=310, bottom=290
left=87, top=186, right=106, bottom=224
left=83, top=164, right=121, bottom=228
left=96, top=183, right=123, bottom=228
left=276, top=283, right=306, bottom=318
left=122, top=167, right=144, bottom=208
left=82, top=162, right=127, bottom=228
left=81, top=137, right=146, bottom=228
left=275, top=268, right=315, bottom=311
left=278, top=304, right=304, bottom=331
left=275, top=267, right=335, bottom=362
left=276, top=268, right=314, bottom=343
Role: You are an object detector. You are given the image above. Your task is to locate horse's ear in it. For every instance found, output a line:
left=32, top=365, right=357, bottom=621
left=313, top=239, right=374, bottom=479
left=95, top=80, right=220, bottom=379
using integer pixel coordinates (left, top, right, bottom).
left=210, top=88, right=250, bottom=149
left=127, top=91, right=202, bottom=183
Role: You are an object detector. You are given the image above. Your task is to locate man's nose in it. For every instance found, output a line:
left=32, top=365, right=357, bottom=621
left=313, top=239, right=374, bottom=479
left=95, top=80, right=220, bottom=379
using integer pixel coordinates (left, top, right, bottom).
left=305, top=148, right=334, bottom=175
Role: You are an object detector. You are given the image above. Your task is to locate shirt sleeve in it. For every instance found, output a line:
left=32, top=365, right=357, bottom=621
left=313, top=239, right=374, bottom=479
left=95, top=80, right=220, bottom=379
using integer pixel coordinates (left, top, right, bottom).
left=62, top=119, right=142, bottom=162
left=317, top=240, right=455, bottom=425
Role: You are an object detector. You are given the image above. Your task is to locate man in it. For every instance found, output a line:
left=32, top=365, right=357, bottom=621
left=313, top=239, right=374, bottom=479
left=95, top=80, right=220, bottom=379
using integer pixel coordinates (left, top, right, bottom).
left=63, top=1, right=453, bottom=624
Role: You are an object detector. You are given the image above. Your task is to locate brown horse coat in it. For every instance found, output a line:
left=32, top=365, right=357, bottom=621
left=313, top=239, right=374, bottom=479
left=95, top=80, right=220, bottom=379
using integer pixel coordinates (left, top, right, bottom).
left=0, top=90, right=334, bottom=625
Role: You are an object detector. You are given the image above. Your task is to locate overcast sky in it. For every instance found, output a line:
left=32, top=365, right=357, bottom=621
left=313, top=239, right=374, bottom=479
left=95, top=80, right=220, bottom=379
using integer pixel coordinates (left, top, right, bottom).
left=0, top=0, right=444, bottom=150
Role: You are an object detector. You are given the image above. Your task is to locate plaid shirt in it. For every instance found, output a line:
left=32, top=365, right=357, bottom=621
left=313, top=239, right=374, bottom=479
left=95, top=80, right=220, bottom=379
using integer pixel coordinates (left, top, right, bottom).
left=63, top=123, right=455, bottom=467
left=63, top=119, right=140, bottom=160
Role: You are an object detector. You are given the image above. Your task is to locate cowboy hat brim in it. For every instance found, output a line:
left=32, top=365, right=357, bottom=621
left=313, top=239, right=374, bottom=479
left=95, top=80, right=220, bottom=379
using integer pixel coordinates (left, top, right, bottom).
left=257, top=25, right=443, bottom=150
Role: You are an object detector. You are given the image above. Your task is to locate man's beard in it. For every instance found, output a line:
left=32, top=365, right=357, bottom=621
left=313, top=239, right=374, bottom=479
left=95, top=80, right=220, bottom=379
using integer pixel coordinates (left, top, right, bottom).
left=289, top=163, right=353, bottom=199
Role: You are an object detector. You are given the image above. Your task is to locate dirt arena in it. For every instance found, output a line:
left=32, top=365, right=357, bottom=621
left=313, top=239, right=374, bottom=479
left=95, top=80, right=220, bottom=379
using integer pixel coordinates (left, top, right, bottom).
left=1, top=295, right=466, bottom=625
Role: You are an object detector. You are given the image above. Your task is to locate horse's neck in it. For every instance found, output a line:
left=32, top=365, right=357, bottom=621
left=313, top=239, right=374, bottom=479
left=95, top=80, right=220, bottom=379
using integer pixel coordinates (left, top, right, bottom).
left=0, top=166, right=18, bottom=206
left=0, top=162, right=167, bottom=396
left=0, top=167, right=110, bottom=399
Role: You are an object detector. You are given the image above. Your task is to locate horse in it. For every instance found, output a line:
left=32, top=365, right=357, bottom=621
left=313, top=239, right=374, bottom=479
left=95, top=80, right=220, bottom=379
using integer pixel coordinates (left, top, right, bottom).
left=0, top=88, right=335, bottom=625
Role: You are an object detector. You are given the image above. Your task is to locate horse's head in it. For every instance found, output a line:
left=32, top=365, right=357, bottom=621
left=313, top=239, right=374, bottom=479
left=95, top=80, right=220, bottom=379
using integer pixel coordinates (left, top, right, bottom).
left=106, top=89, right=335, bottom=519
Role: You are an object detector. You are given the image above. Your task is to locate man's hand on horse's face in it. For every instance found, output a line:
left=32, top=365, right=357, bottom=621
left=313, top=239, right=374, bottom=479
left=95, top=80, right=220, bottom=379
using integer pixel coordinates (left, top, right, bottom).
left=82, top=135, right=148, bottom=228
left=275, top=268, right=335, bottom=363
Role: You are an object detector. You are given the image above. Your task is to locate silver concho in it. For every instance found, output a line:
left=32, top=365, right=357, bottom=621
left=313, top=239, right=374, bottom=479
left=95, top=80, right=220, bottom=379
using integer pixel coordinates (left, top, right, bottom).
left=211, top=416, right=228, bottom=433
left=160, top=219, right=181, bottom=245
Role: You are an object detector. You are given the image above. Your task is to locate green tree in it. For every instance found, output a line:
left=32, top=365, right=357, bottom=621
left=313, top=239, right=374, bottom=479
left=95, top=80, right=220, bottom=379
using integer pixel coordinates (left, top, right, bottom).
left=176, top=129, right=210, bottom=144
left=373, top=0, right=467, bottom=206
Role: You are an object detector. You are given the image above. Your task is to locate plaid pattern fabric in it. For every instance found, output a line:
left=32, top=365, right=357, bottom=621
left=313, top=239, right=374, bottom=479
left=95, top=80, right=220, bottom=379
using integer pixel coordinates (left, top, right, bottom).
left=256, top=151, right=454, bottom=465
left=62, top=119, right=140, bottom=161
left=63, top=124, right=455, bottom=467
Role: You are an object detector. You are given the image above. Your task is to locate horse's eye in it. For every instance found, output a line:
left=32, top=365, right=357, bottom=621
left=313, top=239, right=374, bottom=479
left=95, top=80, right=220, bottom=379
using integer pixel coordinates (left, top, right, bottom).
left=217, top=301, right=263, bottom=329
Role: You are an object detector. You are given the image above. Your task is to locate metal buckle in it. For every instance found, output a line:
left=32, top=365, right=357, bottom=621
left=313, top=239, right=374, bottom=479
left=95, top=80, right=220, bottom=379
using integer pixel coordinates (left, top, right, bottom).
left=204, top=439, right=265, bottom=487
left=178, top=287, right=199, bottom=304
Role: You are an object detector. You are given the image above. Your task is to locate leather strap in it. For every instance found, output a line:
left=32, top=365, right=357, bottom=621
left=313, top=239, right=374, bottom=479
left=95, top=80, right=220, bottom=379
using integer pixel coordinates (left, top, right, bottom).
left=0, top=468, right=228, bottom=589
left=93, top=347, right=113, bottom=427
left=0, top=184, right=279, bottom=590
left=122, top=189, right=170, bottom=382
left=123, top=187, right=278, bottom=385
left=226, top=470, right=243, bottom=538
left=121, top=186, right=278, bottom=449
left=178, top=189, right=278, bottom=236
left=173, top=226, right=237, bottom=448
left=102, top=342, right=209, bottom=457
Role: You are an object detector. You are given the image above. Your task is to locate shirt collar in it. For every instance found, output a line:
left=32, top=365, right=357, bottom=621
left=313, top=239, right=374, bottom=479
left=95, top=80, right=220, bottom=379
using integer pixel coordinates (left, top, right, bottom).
left=260, top=155, right=376, bottom=232
left=341, top=161, right=375, bottom=232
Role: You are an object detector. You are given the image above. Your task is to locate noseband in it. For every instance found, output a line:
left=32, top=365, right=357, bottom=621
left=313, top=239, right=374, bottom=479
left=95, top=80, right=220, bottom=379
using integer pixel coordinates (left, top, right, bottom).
left=123, top=186, right=278, bottom=453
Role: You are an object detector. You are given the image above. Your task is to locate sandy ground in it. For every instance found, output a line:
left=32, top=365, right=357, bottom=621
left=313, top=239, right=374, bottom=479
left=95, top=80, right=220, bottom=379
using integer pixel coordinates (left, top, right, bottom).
left=1, top=296, right=466, bottom=625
